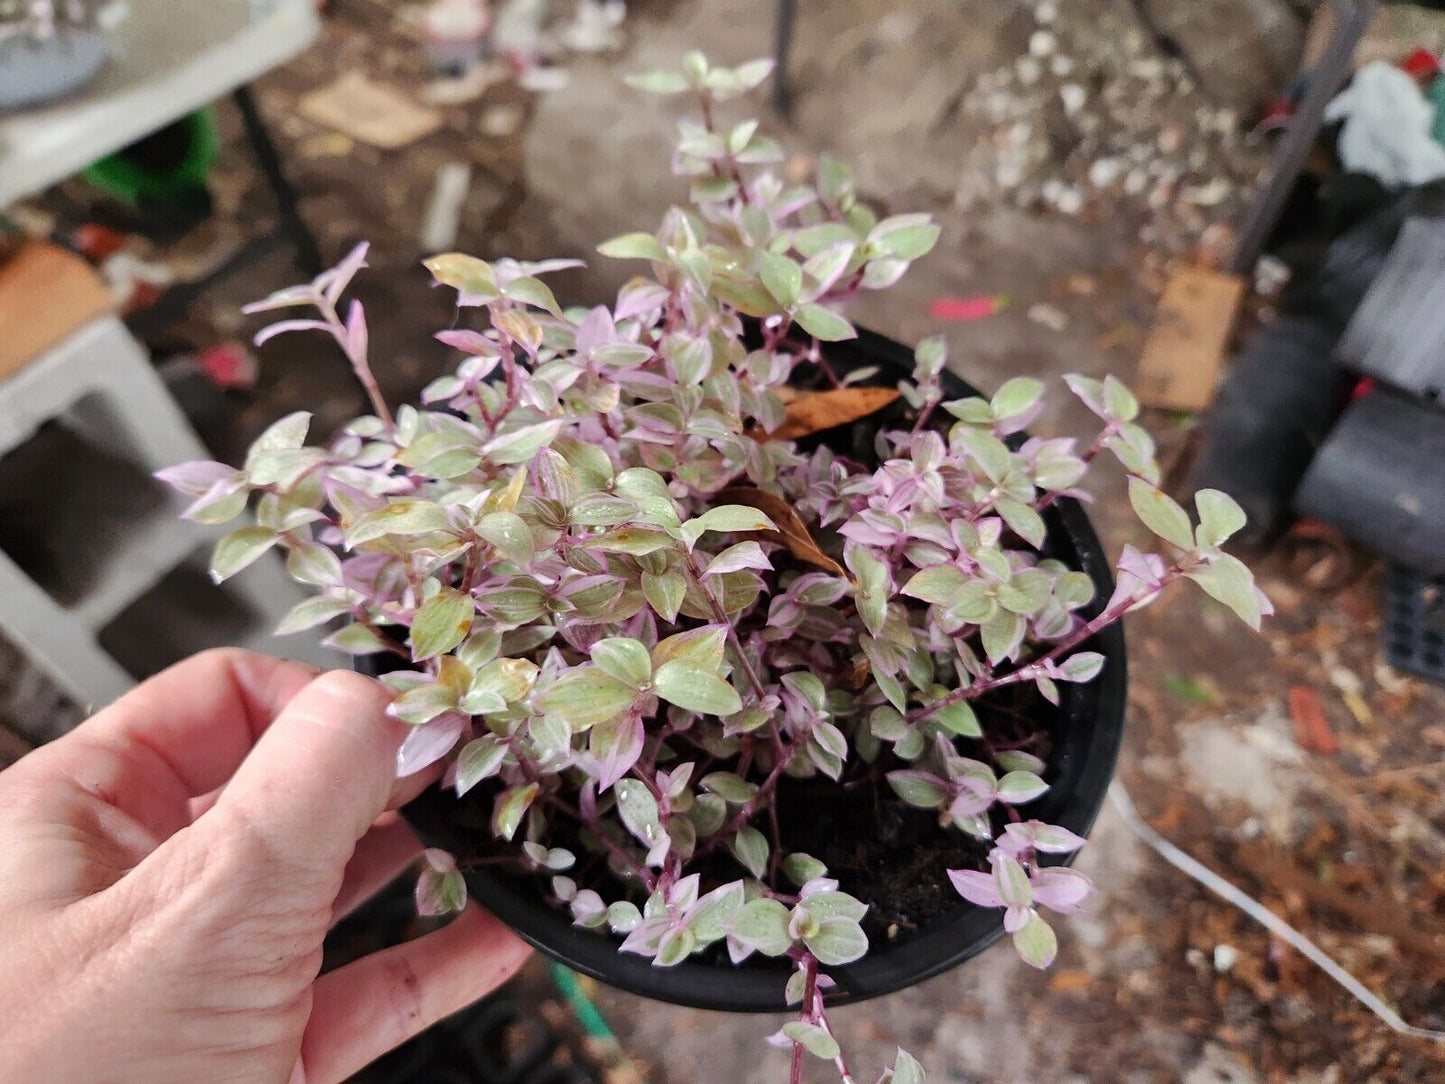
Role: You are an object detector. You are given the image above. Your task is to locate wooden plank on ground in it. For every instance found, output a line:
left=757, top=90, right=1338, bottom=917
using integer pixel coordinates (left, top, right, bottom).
left=299, top=71, right=443, bottom=150
left=1135, top=267, right=1246, bottom=413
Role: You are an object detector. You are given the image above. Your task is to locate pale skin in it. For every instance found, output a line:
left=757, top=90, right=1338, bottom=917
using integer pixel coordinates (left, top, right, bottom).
left=0, top=648, right=531, bottom=1082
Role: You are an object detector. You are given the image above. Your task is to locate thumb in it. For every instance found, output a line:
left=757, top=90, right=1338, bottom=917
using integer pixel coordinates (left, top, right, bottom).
left=207, top=670, right=403, bottom=872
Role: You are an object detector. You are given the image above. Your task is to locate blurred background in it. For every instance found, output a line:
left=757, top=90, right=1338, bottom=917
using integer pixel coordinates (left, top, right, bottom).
left=1, top=0, right=1443, bottom=1081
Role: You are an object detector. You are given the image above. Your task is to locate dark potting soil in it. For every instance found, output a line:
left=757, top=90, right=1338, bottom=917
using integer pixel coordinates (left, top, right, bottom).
left=441, top=679, right=1055, bottom=947
left=771, top=774, right=988, bottom=939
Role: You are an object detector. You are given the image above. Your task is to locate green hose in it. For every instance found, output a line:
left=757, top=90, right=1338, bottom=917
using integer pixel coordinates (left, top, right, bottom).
left=546, top=961, right=652, bottom=1083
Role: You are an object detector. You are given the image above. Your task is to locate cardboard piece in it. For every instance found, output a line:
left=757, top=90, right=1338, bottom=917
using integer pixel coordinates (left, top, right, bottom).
left=1135, top=267, right=1246, bottom=413
left=299, top=71, right=443, bottom=150
left=0, top=242, right=115, bottom=383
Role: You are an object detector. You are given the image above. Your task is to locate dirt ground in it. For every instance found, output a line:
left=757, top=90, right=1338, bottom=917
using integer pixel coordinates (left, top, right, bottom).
left=5, top=1, right=1445, bottom=1081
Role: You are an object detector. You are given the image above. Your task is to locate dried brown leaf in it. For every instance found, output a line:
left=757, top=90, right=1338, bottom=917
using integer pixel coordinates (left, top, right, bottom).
left=715, top=486, right=850, bottom=580
left=1288, top=685, right=1338, bottom=755
left=1047, top=969, right=1093, bottom=995
left=762, top=386, right=901, bottom=442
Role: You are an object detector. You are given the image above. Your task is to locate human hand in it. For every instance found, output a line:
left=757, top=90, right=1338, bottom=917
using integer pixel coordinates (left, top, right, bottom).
left=0, top=648, right=530, bottom=1083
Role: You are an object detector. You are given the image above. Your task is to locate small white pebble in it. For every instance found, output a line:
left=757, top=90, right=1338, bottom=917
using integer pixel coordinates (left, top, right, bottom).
left=479, top=104, right=522, bottom=138
left=1130, top=57, right=1164, bottom=81
left=1182, top=177, right=1231, bottom=207
left=1059, top=83, right=1087, bottom=116
left=1123, top=168, right=1148, bottom=195
left=1015, top=56, right=1043, bottom=85
left=1029, top=29, right=1057, bottom=57
left=1050, top=54, right=1074, bottom=77
left=1055, top=186, right=1084, bottom=214
left=1088, top=157, right=1123, bottom=187
left=1254, top=255, right=1291, bottom=296
left=1027, top=302, right=1069, bottom=332
left=1213, top=945, right=1239, bottom=973
left=1034, top=0, right=1057, bottom=23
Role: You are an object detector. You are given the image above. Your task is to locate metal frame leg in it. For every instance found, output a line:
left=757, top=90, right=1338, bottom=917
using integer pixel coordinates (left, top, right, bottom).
left=1229, top=0, right=1375, bottom=274
left=772, top=0, right=798, bottom=117
left=233, top=84, right=323, bottom=276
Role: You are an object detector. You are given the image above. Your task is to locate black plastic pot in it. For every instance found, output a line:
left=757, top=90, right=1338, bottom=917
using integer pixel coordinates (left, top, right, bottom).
left=399, top=326, right=1127, bottom=1012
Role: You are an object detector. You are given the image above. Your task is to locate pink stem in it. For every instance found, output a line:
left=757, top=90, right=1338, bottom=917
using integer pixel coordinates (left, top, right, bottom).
left=905, top=558, right=1200, bottom=727
left=320, top=298, right=394, bottom=429
left=788, top=956, right=820, bottom=1084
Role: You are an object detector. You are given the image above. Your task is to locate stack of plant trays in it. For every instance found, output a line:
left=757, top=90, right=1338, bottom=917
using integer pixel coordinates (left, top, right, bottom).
left=1382, top=564, right=1445, bottom=686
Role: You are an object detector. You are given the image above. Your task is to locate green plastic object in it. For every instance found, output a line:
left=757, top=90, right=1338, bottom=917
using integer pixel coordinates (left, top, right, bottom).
left=81, top=108, right=219, bottom=204
left=548, top=961, right=654, bottom=1084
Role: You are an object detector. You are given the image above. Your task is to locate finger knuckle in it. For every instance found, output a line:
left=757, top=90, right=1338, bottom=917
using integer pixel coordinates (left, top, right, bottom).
left=305, top=669, right=389, bottom=711
left=192, top=645, right=258, bottom=672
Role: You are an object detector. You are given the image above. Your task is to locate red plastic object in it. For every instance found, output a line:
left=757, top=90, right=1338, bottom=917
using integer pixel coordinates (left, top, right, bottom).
left=1349, top=376, right=1375, bottom=402
left=928, top=294, right=1007, bottom=322
left=1253, top=96, right=1296, bottom=137
left=197, top=342, right=259, bottom=390
left=70, top=223, right=127, bottom=261
left=1400, top=47, right=1441, bottom=82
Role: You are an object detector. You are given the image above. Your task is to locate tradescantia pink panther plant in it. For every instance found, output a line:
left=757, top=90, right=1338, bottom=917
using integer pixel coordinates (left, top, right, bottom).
left=159, top=53, right=1268, bottom=1084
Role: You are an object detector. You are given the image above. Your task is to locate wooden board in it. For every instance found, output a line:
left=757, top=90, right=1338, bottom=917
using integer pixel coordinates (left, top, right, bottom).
left=0, top=242, right=115, bottom=383
left=299, top=71, right=443, bottom=150
left=1135, top=267, right=1246, bottom=413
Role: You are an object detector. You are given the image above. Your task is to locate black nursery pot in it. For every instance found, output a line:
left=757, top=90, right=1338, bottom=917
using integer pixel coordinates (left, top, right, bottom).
left=398, top=326, right=1127, bottom=1013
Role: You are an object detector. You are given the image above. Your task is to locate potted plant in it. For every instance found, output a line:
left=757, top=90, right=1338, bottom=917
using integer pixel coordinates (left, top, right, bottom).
left=0, top=1, right=122, bottom=111
left=160, top=52, right=1268, bottom=1083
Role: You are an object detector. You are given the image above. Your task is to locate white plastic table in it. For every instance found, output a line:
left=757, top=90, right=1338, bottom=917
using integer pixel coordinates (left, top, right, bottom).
left=0, top=0, right=320, bottom=207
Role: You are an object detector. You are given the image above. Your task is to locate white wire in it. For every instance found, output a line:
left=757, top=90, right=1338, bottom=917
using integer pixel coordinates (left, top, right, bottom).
left=1108, top=781, right=1445, bottom=1044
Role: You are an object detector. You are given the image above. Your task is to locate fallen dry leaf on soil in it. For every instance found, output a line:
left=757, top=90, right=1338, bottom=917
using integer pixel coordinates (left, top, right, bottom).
left=1047, top=969, right=1093, bottom=995
left=762, top=386, right=900, bottom=442
left=715, top=486, right=850, bottom=580
left=1288, top=685, right=1338, bottom=755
